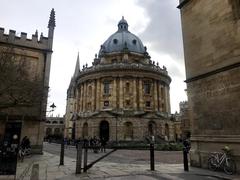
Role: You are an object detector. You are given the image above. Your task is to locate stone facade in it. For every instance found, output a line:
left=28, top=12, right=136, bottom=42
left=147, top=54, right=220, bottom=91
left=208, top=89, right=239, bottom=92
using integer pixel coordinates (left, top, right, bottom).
left=178, top=0, right=240, bottom=172
left=179, top=101, right=190, bottom=139
left=0, top=9, right=55, bottom=153
left=65, top=18, right=177, bottom=142
left=45, top=116, right=64, bottom=138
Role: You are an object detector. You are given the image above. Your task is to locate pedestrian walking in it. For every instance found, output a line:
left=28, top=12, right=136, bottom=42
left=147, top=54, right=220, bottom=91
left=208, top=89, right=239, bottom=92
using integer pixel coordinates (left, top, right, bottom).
left=100, top=137, right=107, bottom=153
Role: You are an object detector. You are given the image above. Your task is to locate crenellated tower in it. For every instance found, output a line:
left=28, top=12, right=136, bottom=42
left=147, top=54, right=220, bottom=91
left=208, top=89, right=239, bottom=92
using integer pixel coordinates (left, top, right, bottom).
left=0, top=9, right=56, bottom=154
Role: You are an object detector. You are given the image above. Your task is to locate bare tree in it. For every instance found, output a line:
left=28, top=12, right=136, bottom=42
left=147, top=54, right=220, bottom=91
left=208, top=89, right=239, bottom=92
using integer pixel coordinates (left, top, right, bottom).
left=0, top=47, right=44, bottom=112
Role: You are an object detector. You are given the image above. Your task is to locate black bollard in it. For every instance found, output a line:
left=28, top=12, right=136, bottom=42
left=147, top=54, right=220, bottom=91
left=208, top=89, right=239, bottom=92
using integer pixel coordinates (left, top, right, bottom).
left=76, top=143, right=82, bottom=174
left=183, top=148, right=189, bottom=171
left=150, top=143, right=155, bottom=171
left=59, top=138, right=64, bottom=165
left=83, top=146, right=88, bottom=172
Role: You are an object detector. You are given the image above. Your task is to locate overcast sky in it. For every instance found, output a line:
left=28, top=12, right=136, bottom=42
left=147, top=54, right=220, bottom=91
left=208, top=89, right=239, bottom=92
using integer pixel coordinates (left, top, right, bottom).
left=1, top=0, right=187, bottom=116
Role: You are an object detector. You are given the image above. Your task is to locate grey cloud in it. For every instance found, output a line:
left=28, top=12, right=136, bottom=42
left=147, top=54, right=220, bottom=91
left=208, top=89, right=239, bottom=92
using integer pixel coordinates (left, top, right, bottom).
left=136, top=0, right=184, bottom=61
left=168, top=64, right=185, bottom=78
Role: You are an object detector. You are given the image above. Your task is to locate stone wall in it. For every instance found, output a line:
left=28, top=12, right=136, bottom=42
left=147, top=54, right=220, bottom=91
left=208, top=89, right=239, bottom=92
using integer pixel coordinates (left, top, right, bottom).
left=179, top=0, right=240, bottom=172
left=76, top=116, right=175, bottom=142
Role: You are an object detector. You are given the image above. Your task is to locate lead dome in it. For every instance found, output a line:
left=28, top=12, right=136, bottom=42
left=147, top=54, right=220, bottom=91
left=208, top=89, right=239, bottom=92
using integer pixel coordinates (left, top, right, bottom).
left=99, top=17, right=146, bottom=56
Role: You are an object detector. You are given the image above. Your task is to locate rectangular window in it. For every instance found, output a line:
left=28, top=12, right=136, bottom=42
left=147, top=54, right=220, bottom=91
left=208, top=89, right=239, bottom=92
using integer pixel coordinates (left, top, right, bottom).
left=112, top=59, right=117, bottom=63
left=87, top=102, right=91, bottom=110
left=126, top=82, right=130, bottom=93
left=146, top=101, right=151, bottom=107
left=103, top=82, right=110, bottom=95
left=126, top=100, right=130, bottom=106
left=144, top=83, right=151, bottom=94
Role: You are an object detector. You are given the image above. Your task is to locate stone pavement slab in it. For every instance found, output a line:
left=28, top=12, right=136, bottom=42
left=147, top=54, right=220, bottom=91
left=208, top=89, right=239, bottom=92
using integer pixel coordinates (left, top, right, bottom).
left=2, top=151, right=239, bottom=180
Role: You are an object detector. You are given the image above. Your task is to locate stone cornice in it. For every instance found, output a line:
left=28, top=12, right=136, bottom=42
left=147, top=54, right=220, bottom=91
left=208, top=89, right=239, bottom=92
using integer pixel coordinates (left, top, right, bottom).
left=177, top=0, right=190, bottom=9
left=185, top=62, right=240, bottom=83
left=76, top=63, right=171, bottom=85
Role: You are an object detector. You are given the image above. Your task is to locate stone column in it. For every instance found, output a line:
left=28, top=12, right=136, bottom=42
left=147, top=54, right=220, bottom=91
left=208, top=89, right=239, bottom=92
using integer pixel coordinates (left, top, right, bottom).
left=119, top=78, right=124, bottom=109
left=157, top=81, right=160, bottom=111
left=112, top=78, right=117, bottom=109
left=165, top=86, right=169, bottom=113
left=76, top=88, right=80, bottom=112
left=93, top=79, right=97, bottom=111
left=167, top=86, right=171, bottom=113
left=96, top=79, right=100, bottom=111
left=153, top=80, right=158, bottom=111
left=162, top=85, right=166, bottom=112
left=81, top=84, right=84, bottom=112
left=83, top=82, right=87, bottom=112
left=139, top=79, right=144, bottom=110
left=133, top=78, right=137, bottom=109
left=158, top=84, right=162, bottom=112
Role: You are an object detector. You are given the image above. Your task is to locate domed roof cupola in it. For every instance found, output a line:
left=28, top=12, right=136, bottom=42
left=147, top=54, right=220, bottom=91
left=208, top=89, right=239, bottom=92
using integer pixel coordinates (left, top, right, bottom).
left=118, top=16, right=128, bottom=31
left=99, top=17, right=146, bottom=57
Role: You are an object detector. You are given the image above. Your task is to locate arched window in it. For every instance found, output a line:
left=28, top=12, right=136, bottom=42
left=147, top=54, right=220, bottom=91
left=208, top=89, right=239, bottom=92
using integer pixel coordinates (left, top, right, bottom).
left=124, top=122, right=133, bottom=140
left=165, top=123, right=169, bottom=141
left=82, top=122, right=88, bottom=138
left=148, top=121, right=156, bottom=136
left=52, top=121, right=57, bottom=124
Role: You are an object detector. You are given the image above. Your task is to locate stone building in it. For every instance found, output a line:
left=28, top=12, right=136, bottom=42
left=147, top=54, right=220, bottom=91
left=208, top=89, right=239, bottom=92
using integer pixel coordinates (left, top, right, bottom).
left=45, top=116, right=64, bottom=138
left=178, top=0, right=240, bottom=171
left=0, top=9, right=55, bottom=153
left=179, top=101, right=190, bottom=138
left=65, top=17, right=177, bottom=142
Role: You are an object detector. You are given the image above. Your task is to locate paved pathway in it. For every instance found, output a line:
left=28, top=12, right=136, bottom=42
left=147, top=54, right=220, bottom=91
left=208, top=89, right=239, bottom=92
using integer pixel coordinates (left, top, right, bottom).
left=43, top=142, right=183, bottom=164
left=1, top=142, right=239, bottom=180
left=13, top=151, right=239, bottom=180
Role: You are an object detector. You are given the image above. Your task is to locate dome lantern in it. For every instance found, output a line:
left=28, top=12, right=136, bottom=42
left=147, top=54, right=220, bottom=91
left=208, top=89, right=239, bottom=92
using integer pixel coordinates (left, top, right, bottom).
left=118, top=16, right=128, bottom=31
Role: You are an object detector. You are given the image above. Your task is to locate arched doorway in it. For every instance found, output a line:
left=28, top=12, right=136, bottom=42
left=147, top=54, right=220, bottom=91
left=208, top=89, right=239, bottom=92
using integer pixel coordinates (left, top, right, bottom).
left=46, top=128, right=52, bottom=136
left=148, top=121, right=156, bottom=136
left=124, top=122, right=133, bottom=140
left=54, top=128, right=60, bottom=135
left=82, top=122, right=88, bottom=138
left=99, top=120, right=109, bottom=141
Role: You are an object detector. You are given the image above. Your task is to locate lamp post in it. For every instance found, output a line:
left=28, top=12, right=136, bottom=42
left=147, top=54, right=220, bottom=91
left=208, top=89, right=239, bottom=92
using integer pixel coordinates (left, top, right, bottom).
left=46, top=103, right=56, bottom=117
left=49, top=103, right=56, bottom=112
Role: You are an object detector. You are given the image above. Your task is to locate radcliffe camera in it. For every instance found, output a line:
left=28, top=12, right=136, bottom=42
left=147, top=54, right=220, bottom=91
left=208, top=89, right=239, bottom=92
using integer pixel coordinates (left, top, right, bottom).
left=0, top=0, right=239, bottom=179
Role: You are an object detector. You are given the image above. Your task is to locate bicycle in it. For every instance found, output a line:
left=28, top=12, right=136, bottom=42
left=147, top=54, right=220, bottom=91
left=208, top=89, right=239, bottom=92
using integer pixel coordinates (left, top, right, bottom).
left=208, top=147, right=236, bottom=175
left=18, top=146, right=31, bottom=162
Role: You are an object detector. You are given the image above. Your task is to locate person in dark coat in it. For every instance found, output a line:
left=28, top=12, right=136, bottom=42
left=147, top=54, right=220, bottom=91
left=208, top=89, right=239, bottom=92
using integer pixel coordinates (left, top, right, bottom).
left=20, top=136, right=31, bottom=149
left=100, top=137, right=107, bottom=153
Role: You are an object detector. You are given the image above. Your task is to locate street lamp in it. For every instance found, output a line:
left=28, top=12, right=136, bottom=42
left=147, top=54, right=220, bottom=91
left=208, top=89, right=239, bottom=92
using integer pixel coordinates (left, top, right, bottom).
left=49, top=103, right=56, bottom=112
left=46, top=103, right=56, bottom=117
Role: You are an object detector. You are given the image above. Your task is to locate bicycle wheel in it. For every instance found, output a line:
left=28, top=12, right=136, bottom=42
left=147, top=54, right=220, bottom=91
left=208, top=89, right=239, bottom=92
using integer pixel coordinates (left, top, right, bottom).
left=208, top=156, right=218, bottom=171
left=223, top=158, right=236, bottom=175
